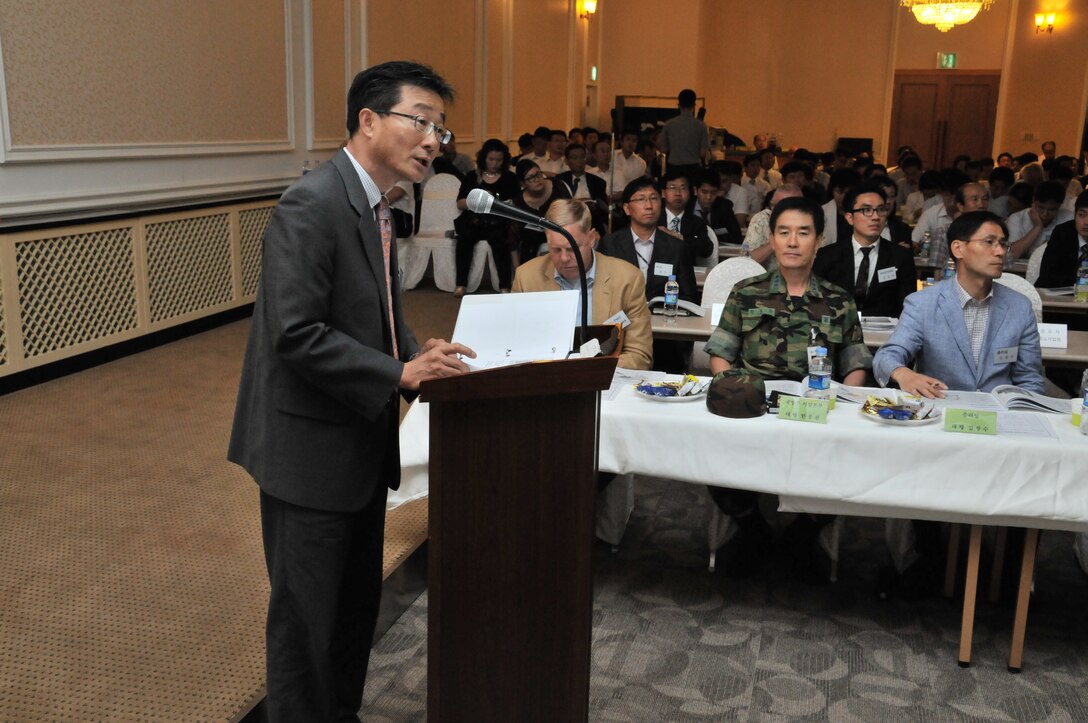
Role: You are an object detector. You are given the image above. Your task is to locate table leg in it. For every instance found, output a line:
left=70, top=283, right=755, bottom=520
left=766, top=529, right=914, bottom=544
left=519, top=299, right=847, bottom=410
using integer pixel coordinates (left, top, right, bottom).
left=945, top=523, right=962, bottom=598
left=989, top=527, right=1008, bottom=603
left=1008, top=528, right=1040, bottom=674
left=957, top=525, right=983, bottom=667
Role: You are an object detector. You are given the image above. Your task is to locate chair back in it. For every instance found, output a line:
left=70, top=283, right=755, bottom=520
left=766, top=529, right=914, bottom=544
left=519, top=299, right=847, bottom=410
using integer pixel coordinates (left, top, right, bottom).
left=416, top=173, right=462, bottom=237
left=1026, top=242, right=1046, bottom=285
left=994, top=273, right=1043, bottom=322
left=691, top=257, right=765, bottom=374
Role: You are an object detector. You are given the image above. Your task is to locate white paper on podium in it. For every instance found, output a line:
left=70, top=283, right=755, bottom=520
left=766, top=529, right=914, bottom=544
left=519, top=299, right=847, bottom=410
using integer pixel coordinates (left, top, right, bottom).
left=452, top=290, right=579, bottom=369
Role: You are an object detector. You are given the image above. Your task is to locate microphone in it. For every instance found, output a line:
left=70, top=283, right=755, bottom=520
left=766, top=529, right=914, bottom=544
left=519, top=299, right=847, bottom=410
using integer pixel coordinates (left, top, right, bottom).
left=465, top=188, right=591, bottom=348
left=466, top=188, right=565, bottom=233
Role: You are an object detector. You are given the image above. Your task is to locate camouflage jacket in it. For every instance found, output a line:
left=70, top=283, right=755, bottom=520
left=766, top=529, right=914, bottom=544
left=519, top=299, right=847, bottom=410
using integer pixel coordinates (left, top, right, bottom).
left=703, top=269, right=872, bottom=382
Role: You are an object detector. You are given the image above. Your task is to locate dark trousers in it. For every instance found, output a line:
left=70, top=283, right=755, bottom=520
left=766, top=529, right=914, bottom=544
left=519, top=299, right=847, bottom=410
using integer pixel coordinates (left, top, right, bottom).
left=652, top=339, right=693, bottom=374
left=454, top=216, right=513, bottom=289
left=260, top=486, right=388, bottom=722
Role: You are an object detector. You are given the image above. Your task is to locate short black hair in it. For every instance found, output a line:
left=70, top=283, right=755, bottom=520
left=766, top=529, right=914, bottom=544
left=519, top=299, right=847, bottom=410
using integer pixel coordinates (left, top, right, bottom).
left=583, top=126, right=599, bottom=137
left=622, top=177, right=658, bottom=204
left=346, top=61, right=454, bottom=135
left=1034, top=180, right=1065, bottom=206
left=989, top=167, right=1015, bottom=186
left=514, top=158, right=541, bottom=183
left=827, top=168, right=862, bottom=194
left=918, top=170, right=942, bottom=192
left=533, top=126, right=552, bottom=140
left=550, top=129, right=568, bottom=141
left=743, top=153, right=760, bottom=166
left=938, top=168, right=971, bottom=194
left=660, top=168, right=690, bottom=187
left=997, top=152, right=1014, bottom=163
left=769, top=196, right=825, bottom=237
left=954, top=183, right=984, bottom=206
left=620, top=128, right=639, bottom=140
left=678, top=89, right=696, bottom=108
left=946, top=210, right=1008, bottom=254
left=564, top=142, right=587, bottom=158
left=780, top=160, right=813, bottom=182
left=1075, top=190, right=1088, bottom=212
left=1008, top=182, right=1034, bottom=208
left=716, top=160, right=743, bottom=178
left=517, top=132, right=533, bottom=149
left=842, top=182, right=888, bottom=214
left=692, top=168, right=721, bottom=189
left=900, top=155, right=923, bottom=171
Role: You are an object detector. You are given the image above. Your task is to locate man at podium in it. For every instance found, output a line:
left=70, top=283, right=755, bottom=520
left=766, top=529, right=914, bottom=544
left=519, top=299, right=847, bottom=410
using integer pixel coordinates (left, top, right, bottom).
left=512, top=199, right=653, bottom=370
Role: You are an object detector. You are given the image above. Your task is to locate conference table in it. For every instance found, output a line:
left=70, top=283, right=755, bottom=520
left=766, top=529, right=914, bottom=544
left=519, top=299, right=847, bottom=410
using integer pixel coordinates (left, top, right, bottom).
left=396, top=358, right=1088, bottom=672
left=651, top=310, right=1088, bottom=368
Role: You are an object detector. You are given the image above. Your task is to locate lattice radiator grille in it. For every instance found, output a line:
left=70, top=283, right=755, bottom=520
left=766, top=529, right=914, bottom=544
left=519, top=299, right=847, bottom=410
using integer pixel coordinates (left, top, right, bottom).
left=146, top=214, right=233, bottom=323
left=16, top=229, right=138, bottom=358
left=238, top=206, right=273, bottom=297
left=0, top=276, right=7, bottom=367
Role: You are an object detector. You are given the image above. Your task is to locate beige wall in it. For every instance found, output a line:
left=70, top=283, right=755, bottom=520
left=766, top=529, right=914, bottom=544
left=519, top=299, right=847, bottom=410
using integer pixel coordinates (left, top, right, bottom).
left=894, top=0, right=1012, bottom=70
left=995, top=0, right=1088, bottom=156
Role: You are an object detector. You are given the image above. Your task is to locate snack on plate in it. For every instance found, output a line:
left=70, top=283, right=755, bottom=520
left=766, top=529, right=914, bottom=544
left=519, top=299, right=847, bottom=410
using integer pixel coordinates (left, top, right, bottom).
left=860, top=395, right=935, bottom=421
left=635, top=374, right=708, bottom=398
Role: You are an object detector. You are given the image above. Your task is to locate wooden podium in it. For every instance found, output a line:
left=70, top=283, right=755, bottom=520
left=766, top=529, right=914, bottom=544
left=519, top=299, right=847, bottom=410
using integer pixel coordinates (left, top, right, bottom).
left=420, top=328, right=619, bottom=722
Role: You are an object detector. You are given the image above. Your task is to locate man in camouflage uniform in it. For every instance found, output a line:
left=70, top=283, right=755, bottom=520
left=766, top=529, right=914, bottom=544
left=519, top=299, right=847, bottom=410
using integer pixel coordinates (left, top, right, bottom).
left=703, top=196, right=873, bottom=579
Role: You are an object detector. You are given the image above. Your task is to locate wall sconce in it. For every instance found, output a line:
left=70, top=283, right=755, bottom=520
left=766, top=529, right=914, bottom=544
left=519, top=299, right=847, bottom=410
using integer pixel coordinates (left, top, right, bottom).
left=579, top=0, right=598, bottom=21
left=1034, top=12, right=1055, bottom=33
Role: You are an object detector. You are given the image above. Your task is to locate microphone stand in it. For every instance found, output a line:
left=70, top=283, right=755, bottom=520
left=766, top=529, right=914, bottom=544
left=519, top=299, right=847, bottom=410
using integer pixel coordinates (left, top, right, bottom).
left=551, top=221, right=590, bottom=347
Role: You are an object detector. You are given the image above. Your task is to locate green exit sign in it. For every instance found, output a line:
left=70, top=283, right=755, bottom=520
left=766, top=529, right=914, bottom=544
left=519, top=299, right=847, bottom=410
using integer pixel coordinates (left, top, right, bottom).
left=937, top=52, right=957, bottom=69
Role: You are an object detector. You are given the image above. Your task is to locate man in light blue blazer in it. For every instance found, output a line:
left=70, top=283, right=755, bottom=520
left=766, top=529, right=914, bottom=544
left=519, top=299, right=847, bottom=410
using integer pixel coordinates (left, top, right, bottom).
left=872, top=210, right=1045, bottom=600
left=874, top=210, right=1045, bottom=396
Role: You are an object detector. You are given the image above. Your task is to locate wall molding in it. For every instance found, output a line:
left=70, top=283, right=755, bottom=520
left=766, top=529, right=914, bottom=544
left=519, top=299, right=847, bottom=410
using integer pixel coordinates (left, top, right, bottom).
left=0, top=0, right=296, bottom=164
left=304, top=0, right=351, bottom=151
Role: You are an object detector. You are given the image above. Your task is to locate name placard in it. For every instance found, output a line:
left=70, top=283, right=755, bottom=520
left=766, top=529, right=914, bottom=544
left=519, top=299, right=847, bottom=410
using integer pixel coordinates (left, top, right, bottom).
left=944, top=408, right=997, bottom=435
left=1037, top=323, right=1068, bottom=349
left=778, top=396, right=830, bottom=424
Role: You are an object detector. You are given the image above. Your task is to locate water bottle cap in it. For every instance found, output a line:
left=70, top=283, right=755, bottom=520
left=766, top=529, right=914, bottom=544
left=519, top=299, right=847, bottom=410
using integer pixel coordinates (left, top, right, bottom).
left=816, top=346, right=827, bottom=356
left=668, top=274, right=676, bottom=280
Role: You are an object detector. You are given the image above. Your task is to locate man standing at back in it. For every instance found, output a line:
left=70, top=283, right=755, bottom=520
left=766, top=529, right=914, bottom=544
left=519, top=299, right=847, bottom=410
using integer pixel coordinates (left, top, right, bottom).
left=658, top=88, right=708, bottom=178
left=228, top=61, right=474, bottom=721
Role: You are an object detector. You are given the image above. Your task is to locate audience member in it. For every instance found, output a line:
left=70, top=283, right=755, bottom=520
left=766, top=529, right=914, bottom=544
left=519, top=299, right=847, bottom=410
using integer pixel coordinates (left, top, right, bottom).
left=746, top=184, right=803, bottom=269
left=779, top=160, right=814, bottom=191
left=599, top=177, right=698, bottom=373
left=703, top=196, right=872, bottom=579
left=997, top=152, right=1014, bottom=168
left=874, top=176, right=913, bottom=249
left=1006, top=180, right=1073, bottom=264
left=987, top=166, right=1016, bottom=218
left=612, top=129, right=648, bottom=204
left=757, top=148, right=783, bottom=191
left=556, top=143, right=608, bottom=233
left=511, top=132, right=534, bottom=166
left=587, top=140, right=615, bottom=201
left=713, top=160, right=755, bottom=225
left=741, top=153, right=771, bottom=206
left=821, top=167, right=862, bottom=248
left=689, top=167, right=741, bottom=248
left=658, top=169, right=715, bottom=265
left=1005, top=181, right=1034, bottom=216
left=638, top=137, right=664, bottom=183
left=509, top=159, right=561, bottom=264
left=1019, top=161, right=1044, bottom=187
left=1041, top=140, right=1057, bottom=161
left=538, top=129, right=569, bottom=177
left=658, top=89, right=709, bottom=176
left=453, top=138, right=519, bottom=297
left=529, top=126, right=550, bottom=164
left=895, top=155, right=923, bottom=206
left=512, top=199, right=652, bottom=371
left=1036, top=190, right=1088, bottom=289
left=901, top=169, right=941, bottom=222
left=813, top=182, right=916, bottom=317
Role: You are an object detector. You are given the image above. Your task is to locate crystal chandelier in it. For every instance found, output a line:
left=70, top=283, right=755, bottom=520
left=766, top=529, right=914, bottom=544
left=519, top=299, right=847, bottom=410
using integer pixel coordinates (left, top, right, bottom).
left=900, top=0, right=994, bottom=32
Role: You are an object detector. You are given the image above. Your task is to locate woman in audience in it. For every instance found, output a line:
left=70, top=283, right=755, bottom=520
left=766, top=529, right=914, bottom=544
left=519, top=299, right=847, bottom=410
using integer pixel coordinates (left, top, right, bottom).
left=875, top=175, right=913, bottom=249
left=509, top=159, right=561, bottom=265
left=453, top=138, right=520, bottom=297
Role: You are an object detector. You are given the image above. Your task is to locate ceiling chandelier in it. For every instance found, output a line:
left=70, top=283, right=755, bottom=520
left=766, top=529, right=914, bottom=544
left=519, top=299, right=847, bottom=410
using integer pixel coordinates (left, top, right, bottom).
left=900, top=0, right=994, bottom=32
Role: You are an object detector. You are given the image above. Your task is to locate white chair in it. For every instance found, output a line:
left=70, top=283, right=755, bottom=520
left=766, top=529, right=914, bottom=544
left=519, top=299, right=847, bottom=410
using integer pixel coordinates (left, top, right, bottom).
left=465, top=240, right=501, bottom=292
left=994, top=272, right=1043, bottom=322
left=690, top=256, right=765, bottom=374
left=694, top=225, right=720, bottom=270
left=1026, top=242, right=1047, bottom=285
left=404, top=173, right=461, bottom=292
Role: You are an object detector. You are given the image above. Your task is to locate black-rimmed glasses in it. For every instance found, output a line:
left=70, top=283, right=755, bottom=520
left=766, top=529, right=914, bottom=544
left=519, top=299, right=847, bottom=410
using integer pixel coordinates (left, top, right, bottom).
left=373, top=110, right=452, bottom=144
left=849, top=205, right=890, bottom=217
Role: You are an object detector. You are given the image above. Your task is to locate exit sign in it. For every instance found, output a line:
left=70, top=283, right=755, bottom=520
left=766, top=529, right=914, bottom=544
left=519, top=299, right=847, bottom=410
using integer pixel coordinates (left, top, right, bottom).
left=937, top=52, right=957, bottom=69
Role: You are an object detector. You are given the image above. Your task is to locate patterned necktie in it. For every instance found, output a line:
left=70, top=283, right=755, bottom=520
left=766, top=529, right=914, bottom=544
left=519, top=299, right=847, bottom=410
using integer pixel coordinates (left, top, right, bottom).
left=571, top=176, right=580, bottom=194
left=855, top=246, right=873, bottom=301
left=377, top=197, right=399, bottom=360
left=670, top=216, right=680, bottom=233
left=1079, top=242, right=1088, bottom=266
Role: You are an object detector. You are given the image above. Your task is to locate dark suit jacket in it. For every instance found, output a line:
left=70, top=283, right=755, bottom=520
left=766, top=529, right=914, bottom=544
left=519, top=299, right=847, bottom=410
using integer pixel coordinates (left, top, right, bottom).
left=884, top=217, right=913, bottom=249
left=228, top=150, right=419, bottom=512
left=689, top=196, right=741, bottom=245
left=812, top=236, right=917, bottom=318
left=555, top=170, right=609, bottom=232
left=657, top=209, right=715, bottom=261
left=1036, top=219, right=1083, bottom=288
left=598, top=228, right=698, bottom=303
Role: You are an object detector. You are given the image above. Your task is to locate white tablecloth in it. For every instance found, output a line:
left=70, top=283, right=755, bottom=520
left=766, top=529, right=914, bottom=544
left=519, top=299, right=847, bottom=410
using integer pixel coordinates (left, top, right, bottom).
left=396, top=383, right=1088, bottom=532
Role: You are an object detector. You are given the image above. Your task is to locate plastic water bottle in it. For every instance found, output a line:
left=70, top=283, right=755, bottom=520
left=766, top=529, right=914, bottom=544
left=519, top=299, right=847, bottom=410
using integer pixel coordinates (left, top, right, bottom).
left=740, top=240, right=750, bottom=258
left=920, top=231, right=931, bottom=260
left=663, top=274, right=679, bottom=323
left=924, top=276, right=935, bottom=288
left=944, top=257, right=956, bottom=282
left=1076, top=261, right=1088, bottom=303
left=805, top=346, right=832, bottom=401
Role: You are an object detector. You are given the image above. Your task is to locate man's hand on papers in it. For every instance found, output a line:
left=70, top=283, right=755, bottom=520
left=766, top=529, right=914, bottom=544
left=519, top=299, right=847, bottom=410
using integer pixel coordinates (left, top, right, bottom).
left=890, top=367, right=948, bottom=399
left=400, top=339, right=476, bottom=390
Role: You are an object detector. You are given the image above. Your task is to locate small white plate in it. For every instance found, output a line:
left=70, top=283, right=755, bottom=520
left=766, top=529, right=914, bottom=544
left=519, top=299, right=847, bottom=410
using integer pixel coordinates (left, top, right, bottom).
left=633, top=387, right=707, bottom=403
left=859, top=408, right=942, bottom=426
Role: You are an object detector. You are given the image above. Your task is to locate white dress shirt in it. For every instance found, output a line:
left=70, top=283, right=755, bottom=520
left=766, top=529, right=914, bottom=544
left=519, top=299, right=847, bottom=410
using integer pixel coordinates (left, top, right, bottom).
left=725, top=184, right=752, bottom=217
left=612, top=151, right=648, bottom=194
left=852, top=236, right=879, bottom=289
left=821, top=199, right=839, bottom=248
left=1006, top=207, right=1074, bottom=252
left=912, top=203, right=952, bottom=244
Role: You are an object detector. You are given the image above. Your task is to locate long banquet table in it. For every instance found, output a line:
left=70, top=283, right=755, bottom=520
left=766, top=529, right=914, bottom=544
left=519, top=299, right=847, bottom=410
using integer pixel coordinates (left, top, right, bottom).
left=396, top=366, right=1088, bottom=671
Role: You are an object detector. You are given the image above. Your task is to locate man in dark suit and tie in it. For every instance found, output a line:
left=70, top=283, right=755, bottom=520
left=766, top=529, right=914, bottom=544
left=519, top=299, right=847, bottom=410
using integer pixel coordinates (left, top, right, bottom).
left=689, top=167, right=742, bottom=248
left=813, top=182, right=917, bottom=318
left=657, top=169, right=715, bottom=265
left=555, top=143, right=609, bottom=233
left=1036, top=190, right=1088, bottom=289
left=228, top=61, right=473, bottom=721
left=599, top=176, right=697, bottom=372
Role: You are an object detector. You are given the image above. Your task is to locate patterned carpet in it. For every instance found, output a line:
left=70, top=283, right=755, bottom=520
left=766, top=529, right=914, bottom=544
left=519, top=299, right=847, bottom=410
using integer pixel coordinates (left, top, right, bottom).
left=363, top=478, right=1088, bottom=722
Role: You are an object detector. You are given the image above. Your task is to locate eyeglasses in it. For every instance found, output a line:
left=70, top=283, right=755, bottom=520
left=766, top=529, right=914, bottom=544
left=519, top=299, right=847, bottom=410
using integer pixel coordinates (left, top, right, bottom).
left=372, top=110, right=452, bottom=144
left=963, top=235, right=1011, bottom=250
left=849, top=205, right=890, bottom=217
left=522, top=172, right=544, bottom=183
left=627, top=194, right=660, bottom=205
left=664, top=185, right=688, bottom=193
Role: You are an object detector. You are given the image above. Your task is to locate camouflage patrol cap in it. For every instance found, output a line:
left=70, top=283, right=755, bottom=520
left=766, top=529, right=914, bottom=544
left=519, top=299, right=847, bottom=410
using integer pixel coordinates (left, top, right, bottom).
left=706, top=369, right=767, bottom=419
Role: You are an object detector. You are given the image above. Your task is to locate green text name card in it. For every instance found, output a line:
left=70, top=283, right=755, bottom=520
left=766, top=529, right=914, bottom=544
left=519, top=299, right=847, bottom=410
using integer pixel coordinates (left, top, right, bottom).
left=944, top=408, right=997, bottom=435
left=778, top=396, right=829, bottom=424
